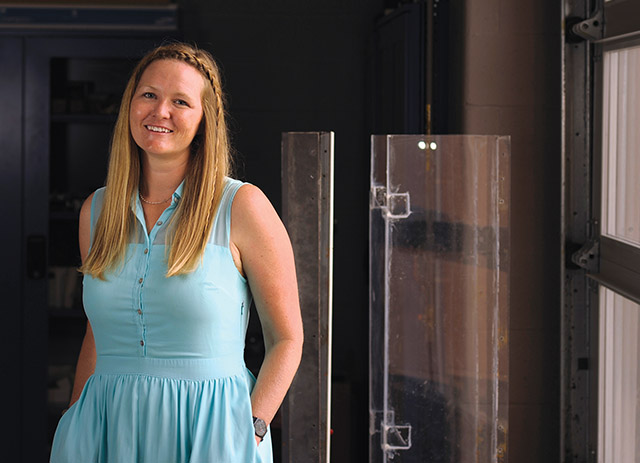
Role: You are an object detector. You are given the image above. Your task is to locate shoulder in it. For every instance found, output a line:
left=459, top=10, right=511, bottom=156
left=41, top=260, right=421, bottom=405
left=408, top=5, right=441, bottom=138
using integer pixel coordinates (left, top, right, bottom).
left=79, top=187, right=107, bottom=237
left=80, top=190, right=97, bottom=224
left=79, top=187, right=105, bottom=223
left=229, top=183, right=294, bottom=282
left=79, top=189, right=100, bottom=261
left=230, top=184, right=284, bottom=246
left=232, top=183, right=272, bottom=215
left=221, top=176, right=247, bottom=202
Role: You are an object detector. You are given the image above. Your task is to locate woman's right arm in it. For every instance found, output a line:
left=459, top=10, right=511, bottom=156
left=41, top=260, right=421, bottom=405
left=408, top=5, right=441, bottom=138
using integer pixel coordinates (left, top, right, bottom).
left=68, top=193, right=96, bottom=407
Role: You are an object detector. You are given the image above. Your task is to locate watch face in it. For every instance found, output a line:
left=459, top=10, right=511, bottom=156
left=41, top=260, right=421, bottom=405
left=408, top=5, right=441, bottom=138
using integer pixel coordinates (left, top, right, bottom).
left=253, top=417, right=267, bottom=437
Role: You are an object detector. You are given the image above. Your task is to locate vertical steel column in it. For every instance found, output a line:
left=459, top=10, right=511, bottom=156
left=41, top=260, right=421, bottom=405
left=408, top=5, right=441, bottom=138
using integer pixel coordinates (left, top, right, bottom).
left=281, top=132, right=334, bottom=463
left=562, top=1, right=597, bottom=461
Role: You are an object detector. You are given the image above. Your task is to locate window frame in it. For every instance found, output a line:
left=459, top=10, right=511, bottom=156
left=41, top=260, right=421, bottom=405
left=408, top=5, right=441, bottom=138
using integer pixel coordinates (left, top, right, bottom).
left=563, top=0, right=640, bottom=460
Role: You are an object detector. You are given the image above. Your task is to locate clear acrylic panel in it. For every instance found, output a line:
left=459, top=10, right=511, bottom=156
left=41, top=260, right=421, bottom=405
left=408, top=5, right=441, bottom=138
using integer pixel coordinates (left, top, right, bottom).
left=601, top=45, right=640, bottom=248
left=369, top=135, right=510, bottom=463
left=598, top=287, right=640, bottom=463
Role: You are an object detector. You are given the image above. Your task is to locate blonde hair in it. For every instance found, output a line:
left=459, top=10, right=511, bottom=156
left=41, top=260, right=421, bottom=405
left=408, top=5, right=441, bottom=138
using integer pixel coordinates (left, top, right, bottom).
left=81, top=42, right=230, bottom=279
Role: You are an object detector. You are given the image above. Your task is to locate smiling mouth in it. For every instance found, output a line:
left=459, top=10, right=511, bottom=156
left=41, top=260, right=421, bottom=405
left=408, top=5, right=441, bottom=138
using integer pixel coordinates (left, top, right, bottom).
left=145, top=125, right=173, bottom=133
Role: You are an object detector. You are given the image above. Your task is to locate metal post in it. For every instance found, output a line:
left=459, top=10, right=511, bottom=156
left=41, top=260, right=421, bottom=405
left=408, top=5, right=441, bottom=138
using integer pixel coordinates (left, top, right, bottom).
left=562, top=1, right=596, bottom=460
left=281, top=132, right=334, bottom=463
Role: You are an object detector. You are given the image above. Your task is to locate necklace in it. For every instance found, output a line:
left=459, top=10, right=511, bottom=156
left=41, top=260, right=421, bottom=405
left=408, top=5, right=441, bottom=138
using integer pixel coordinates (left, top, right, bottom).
left=139, top=193, right=171, bottom=205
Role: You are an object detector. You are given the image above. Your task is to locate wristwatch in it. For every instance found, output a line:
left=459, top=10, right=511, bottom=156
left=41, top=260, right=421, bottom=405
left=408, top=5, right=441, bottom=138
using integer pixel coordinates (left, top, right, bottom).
left=252, top=416, right=267, bottom=441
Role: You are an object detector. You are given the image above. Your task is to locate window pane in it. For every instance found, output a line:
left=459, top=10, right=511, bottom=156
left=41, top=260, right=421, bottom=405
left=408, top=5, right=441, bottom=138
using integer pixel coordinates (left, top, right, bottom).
left=601, top=45, right=640, bottom=248
left=598, top=287, right=640, bottom=462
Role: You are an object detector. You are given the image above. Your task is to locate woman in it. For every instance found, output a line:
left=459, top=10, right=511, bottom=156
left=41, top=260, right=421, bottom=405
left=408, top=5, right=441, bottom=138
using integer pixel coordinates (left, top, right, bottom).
left=50, top=42, right=303, bottom=462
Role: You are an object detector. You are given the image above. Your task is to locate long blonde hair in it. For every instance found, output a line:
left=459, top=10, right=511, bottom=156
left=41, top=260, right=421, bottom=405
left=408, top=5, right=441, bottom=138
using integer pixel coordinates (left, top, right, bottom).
left=81, top=43, right=230, bottom=279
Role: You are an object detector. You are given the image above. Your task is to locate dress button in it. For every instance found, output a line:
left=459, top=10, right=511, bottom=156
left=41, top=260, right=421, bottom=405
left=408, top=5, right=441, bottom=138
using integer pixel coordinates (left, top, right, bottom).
left=138, top=278, right=143, bottom=284
left=140, top=340, right=144, bottom=346
left=137, top=309, right=142, bottom=315
left=157, top=221, right=163, bottom=226
left=144, top=248, right=149, bottom=254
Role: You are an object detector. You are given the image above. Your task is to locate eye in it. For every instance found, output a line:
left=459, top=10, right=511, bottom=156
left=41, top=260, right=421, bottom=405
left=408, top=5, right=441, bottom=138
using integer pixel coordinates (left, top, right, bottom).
left=175, top=99, right=189, bottom=107
left=142, top=92, right=155, bottom=99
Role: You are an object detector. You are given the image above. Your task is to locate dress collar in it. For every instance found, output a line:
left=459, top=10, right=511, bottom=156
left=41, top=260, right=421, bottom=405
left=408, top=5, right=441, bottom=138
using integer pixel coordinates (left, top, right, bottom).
left=133, top=180, right=185, bottom=234
left=172, top=180, right=184, bottom=204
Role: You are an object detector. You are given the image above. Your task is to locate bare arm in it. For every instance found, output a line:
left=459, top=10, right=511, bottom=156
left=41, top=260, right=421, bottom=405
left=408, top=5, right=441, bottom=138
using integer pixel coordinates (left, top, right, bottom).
left=230, top=185, right=304, bottom=428
left=68, top=193, right=97, bottom=407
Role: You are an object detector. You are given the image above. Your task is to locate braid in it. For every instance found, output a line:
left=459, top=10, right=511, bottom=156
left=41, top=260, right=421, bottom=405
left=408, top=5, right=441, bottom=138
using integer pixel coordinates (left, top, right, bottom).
left=152, top=46, right=226, bottom=132
left=149, top=47, right=218, bottom=91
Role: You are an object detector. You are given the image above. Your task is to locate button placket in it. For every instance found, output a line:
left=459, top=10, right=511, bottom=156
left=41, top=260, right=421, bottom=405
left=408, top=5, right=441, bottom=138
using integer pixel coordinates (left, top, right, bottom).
left=136, top=235, right=152, bottom=357
left=133, top=193, right=178, bottom=357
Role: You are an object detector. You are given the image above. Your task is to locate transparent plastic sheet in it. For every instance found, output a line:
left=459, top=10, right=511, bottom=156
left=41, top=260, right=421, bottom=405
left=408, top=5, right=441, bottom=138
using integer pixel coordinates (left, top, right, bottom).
left=369, top=135, right=510, bottom=463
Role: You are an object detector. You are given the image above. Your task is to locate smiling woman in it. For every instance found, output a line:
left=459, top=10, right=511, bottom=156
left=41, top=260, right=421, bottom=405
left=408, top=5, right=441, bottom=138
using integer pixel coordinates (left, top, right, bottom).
left=49, top=42, right=303, bottom=463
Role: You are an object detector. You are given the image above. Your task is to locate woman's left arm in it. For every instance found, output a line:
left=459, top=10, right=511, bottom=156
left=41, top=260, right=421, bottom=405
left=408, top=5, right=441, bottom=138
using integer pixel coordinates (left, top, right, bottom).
left=230, top=184, right=304, bottom=429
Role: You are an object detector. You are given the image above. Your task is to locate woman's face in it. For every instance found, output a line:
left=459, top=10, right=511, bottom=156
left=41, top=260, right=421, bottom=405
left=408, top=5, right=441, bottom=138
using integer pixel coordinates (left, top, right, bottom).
left=129, top=59, right=205, bottom=162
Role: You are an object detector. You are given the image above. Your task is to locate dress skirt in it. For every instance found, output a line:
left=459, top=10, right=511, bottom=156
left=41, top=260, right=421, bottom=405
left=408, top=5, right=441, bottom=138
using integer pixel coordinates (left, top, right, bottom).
left=50, top=355, right=272, bottom=463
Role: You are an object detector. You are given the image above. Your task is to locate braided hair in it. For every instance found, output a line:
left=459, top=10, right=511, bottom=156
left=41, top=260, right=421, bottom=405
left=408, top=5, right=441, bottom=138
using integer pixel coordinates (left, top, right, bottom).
left=82, top=42, right=233, bottom=278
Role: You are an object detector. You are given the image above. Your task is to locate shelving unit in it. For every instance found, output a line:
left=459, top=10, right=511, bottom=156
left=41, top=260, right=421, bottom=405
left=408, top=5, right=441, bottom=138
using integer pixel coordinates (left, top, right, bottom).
left=46, top=57, right=136, bottom=433
left=2, top=33, right=174, bottom=461
left=46, top=42, right=161, bottom=453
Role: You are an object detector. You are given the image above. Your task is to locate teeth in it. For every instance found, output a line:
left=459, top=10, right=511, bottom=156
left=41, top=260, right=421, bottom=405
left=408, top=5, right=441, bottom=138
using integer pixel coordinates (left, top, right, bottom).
left=146, top=125, right=172, bottom=133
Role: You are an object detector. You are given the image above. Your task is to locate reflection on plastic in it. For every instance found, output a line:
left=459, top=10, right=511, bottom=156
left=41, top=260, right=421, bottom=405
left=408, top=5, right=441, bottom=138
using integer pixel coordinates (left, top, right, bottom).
left=417, top=141, right=438, bottom=151
left=369, top=135, right=510, bottom=463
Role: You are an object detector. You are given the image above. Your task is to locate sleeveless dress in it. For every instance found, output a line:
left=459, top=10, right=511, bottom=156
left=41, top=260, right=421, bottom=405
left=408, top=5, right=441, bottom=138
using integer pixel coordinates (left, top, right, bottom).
left=50, top=178, right=272, bottom=463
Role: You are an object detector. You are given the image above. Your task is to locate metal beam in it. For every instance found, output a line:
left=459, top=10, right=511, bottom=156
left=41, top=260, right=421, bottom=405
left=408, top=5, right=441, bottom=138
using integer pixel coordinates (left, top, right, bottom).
left=562, top=0, right=598, bottom=460
left=281, top=132, right=334, bottom=463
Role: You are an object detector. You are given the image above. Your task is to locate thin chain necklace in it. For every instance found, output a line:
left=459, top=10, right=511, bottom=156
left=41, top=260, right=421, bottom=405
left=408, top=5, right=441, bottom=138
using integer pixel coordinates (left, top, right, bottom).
left=139, top=193, right=171, bottom=205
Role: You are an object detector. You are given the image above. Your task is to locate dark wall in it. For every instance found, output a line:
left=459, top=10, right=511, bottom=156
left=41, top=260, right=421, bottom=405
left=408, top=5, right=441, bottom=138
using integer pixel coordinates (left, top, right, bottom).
left=177, top=1, right=384, bottom=460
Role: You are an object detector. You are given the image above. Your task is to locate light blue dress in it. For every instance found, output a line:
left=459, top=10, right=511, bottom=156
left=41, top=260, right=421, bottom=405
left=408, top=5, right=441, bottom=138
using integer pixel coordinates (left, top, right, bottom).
left=50, top=178, right=272, bottom=463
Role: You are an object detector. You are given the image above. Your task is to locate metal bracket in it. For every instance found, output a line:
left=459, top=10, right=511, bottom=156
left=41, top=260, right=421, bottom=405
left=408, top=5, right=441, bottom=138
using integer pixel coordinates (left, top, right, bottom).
left=372, top=186, right=387, bottom=209
left=386, top=192, right=411, bottom=219
left=369, top=410, right=383, bottom=435
left=569, top=10, right=604, bottom=42
left=371, top=186, right=412, bottom=219
left=372, top=409, right=413, bottom=452
left=373, top=410, right=412, bottom=453
left=571, top=238, right=600, bottom=272
left=383, top=423, right=412, bottom=451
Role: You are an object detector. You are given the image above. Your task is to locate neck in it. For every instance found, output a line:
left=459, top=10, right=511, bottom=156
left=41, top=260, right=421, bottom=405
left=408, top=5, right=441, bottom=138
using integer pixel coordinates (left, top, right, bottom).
left=140, top=151, right=189, bottom=201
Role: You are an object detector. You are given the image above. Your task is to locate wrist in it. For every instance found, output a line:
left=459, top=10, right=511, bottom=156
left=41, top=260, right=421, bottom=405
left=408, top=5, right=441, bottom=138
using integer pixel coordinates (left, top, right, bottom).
left=252, top=416, right=267, bottom=441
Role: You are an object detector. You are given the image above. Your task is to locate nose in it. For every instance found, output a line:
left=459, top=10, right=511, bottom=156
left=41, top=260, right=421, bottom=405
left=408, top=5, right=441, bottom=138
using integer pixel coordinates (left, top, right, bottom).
left=152, top=98, right=171, bottom=118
